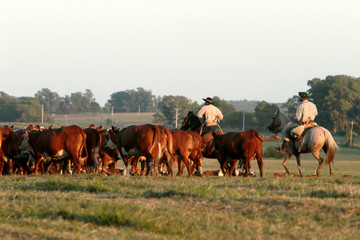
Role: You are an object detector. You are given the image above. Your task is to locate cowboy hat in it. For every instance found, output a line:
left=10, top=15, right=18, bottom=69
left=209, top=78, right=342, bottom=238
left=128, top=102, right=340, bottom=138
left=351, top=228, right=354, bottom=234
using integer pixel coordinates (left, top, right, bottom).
left=202, top=97, right=213, bottom=104
left=298, top=92, right=309, bottom=99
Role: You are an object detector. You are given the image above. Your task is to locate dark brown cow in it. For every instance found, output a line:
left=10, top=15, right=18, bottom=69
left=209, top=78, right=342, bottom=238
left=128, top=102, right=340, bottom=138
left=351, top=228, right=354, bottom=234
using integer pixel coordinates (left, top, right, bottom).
left=170, top=129, right=203, bottom=177
left=0, top=125, right=23, bottom=174
left=83, top=127, right=102, bottom=173
left=213, top=129, right=280, bottom=177
left=106, top=124, right=175, bottom=176
left=19, top=125, right=88, bottom=174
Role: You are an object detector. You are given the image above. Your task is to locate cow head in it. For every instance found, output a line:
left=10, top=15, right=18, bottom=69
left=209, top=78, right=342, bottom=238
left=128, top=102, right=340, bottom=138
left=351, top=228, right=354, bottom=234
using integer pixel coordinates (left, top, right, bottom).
left=104, top=129, right=118, bottom=150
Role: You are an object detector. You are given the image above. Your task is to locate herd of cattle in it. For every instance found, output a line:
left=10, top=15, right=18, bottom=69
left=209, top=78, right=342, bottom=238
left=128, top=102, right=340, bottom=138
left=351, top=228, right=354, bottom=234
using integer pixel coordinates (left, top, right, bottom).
left=0, top=123, right=280, bottom=177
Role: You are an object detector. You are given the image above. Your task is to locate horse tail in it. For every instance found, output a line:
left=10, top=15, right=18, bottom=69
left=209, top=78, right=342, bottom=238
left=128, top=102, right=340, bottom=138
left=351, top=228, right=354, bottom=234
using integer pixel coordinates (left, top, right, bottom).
left=254, top=130, right=281, bottom=142
left=324, top=130, right=339, bottom=165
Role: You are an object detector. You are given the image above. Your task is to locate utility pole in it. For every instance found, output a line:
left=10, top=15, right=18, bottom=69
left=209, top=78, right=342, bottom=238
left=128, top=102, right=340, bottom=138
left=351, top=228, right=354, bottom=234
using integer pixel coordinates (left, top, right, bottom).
left=41, top=104, right=44, bottom=124
left=350, top=120, right=354, bottom=148
left=175, top=108, right=178, bottom=128
left=242, top=111, right=245, bottom=131
left=111, top=106, right=114, bottom=126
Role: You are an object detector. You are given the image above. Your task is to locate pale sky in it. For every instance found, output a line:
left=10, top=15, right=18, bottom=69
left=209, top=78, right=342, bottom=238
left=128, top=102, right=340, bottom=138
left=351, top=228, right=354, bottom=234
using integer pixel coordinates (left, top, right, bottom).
left=1, top=1, right=360, bottom=106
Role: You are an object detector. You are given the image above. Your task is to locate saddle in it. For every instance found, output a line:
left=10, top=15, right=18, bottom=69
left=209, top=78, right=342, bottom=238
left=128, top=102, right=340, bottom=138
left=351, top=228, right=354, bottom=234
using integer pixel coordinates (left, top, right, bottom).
left=290, top=121, right=318, bottom=141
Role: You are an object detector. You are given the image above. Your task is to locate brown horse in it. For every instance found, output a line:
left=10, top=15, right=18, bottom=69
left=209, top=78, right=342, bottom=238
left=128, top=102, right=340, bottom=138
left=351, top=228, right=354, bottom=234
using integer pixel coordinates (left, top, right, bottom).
left=267, top=109, right=338, bottom=177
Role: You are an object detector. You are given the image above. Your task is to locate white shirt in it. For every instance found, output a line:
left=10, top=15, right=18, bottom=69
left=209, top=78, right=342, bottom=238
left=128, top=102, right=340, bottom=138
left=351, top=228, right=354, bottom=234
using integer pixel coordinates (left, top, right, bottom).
left=197, top=104, right=223, bottom=125
left=295, top=100, right=318, bottom=123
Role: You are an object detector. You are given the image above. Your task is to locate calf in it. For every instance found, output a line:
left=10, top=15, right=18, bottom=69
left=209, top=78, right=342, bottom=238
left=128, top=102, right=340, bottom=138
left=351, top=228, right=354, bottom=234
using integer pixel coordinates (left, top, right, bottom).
left=213, top=129, right=280, bottom=177
left=170, top=129, right=203, bottom=177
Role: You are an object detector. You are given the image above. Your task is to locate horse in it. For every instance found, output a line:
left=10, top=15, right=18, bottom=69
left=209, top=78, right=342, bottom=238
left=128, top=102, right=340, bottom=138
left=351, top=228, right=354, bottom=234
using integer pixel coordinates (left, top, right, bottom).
left=267, top=109, right=338, bottom=177
left=180, top=111, right=221, bottom=158
left=180, top=111, right=248, bottom=175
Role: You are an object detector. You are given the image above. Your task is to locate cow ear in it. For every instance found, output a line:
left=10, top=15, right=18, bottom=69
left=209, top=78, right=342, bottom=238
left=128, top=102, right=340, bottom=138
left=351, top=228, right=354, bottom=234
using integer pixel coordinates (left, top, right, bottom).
left=10, top=125, right=14, bottom=130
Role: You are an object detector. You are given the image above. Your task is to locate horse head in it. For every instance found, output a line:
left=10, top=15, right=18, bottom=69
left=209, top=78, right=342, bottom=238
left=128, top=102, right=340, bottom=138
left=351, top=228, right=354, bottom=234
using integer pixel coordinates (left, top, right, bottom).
left=180, top=111, right=202, bottom=131
left=267, top=109, right=290, bottom=134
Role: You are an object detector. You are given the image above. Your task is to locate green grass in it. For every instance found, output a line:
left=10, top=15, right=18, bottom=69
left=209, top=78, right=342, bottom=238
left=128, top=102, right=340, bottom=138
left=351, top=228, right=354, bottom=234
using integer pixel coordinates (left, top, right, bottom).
left=0, top=118, right=359, bottom=239
left=0, top=158, right=359, bottom=240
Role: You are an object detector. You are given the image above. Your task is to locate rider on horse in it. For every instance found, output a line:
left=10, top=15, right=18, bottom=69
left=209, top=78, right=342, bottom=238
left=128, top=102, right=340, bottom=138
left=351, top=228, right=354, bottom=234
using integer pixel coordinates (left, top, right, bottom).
left=197, top=97, right=223, bottom=135
left=275, top=92, right=318, bottom=153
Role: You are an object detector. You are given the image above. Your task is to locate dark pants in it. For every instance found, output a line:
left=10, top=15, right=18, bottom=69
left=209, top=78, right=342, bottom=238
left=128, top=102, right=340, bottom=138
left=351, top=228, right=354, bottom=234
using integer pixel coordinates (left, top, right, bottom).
left=201, top=125, right=217, bottom=135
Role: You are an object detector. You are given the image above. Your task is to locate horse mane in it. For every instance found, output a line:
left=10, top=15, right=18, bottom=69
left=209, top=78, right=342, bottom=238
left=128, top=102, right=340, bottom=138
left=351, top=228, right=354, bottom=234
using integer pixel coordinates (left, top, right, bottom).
left=181, top=111, right=202, bottom=132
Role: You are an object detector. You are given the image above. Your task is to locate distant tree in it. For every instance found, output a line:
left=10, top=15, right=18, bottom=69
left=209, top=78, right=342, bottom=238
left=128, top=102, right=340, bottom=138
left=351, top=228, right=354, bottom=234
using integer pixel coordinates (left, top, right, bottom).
left=35, top=88, right=63, bottom=114
left=108, top=88, right=155, bottom=113
left=70, top=92, right=88, bottom=113
left=69, top=89, right=100, bottom=113
left=308, top=75, right=360, bottom=133
left=0, top=92, right=20, bottom=121
left=347, top=98, right=360, bottom=133
left=154, top=95, right=199, bottom=126
left=16, top=97, right=42, bottom=122
left=254, top=101, right=278, bottom=131
left=59, top=95, right=72, bottom=114
left=102, top=103, right=112, bottom=113
left=282, top=95, right=299, bottom=120
left=211, top=96, right=236, bottom=119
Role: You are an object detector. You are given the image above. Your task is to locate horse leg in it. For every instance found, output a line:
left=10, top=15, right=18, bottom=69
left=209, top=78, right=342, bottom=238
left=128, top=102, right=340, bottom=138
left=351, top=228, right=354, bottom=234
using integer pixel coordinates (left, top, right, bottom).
left=312, top=151, right=325, bottom=177
left=294, top=154, right=303, bottom=177
left=282, top=154, right=292, bottom=176
left=329, top=161, right=334, bottom=177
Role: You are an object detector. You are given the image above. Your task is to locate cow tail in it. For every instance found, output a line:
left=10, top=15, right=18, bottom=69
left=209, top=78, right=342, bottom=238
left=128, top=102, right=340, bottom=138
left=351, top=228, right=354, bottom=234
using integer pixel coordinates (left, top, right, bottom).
left=79, top=132, right=88, bottom=164
left=0, top=133, right=8, bottom=162
left=255, top=131, right=281, bottom=142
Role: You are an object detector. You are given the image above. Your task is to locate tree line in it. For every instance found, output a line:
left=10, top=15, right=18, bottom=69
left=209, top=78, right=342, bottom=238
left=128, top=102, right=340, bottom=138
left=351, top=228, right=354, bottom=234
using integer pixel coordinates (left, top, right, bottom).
left=0, top=75, right=359, bottom=136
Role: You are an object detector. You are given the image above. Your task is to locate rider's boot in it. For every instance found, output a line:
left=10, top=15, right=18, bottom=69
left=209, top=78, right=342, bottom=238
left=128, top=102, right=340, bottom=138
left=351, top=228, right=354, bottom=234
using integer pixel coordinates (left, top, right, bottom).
left=275, top=138, right=290, bottom=153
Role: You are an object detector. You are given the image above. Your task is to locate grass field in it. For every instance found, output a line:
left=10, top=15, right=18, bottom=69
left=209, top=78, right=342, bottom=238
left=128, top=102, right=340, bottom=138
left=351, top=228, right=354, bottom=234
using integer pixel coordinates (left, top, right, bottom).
left=0, top=115, right=359, bottom=239
left=0, top=155, right=358, bottom=240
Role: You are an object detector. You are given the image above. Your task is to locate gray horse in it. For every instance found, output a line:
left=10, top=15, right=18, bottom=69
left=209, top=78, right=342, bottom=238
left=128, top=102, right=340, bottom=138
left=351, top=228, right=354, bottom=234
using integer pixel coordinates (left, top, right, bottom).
left=267, top=109, right=338, bottom=177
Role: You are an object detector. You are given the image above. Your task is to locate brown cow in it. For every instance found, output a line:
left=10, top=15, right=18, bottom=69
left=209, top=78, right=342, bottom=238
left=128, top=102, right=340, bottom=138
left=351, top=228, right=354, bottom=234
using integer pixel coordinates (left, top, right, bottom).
left=213, top=129, right=280, bottom=177
left=83, top=127, right=102, bottom=173
left=106, top=124, right=175, bottom=176
left=170, top=129, right=203, bottom=177
left=19, top=125, right=88, bottom=174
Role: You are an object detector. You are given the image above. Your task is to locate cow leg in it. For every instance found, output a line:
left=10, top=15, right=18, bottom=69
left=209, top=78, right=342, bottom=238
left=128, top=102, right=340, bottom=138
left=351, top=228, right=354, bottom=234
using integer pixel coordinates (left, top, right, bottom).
left=181, top=156, right=193, bottom=177
left=177, top=157, right=185, bottom=176
left=228, top=160, right=237, bottom=177
left=191, top=155, right=203, bottom=176
left=140, top=160, right=147, bottom=176
left=129, top=156, right=140, bottom=175
left=33, top=156, right=44, bottom=175
left=255, top=152, right=264, bottom=178
left=220, top=161, right=229, bottom=176
left=118, top=154, right=130, bottom=176
left=0, top=161, right=4, bottom=175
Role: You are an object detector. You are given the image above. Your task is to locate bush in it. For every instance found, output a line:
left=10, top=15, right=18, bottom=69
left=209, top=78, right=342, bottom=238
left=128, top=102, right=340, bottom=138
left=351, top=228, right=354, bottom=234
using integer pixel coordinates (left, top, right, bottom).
left=263, top=146, right=285, bottom=159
